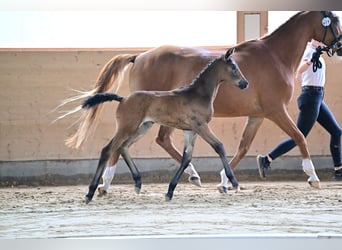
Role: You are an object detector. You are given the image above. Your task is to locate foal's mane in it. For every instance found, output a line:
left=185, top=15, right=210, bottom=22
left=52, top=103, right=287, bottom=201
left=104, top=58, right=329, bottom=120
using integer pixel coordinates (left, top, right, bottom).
left=186, top=56, right=222, bottom=89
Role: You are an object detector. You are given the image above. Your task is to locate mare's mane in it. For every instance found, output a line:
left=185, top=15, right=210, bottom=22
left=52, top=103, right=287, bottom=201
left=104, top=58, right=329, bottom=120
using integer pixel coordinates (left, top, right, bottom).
left=261, top=11, right=304, bottom=40
left=262, top=11, right=340, bottom=41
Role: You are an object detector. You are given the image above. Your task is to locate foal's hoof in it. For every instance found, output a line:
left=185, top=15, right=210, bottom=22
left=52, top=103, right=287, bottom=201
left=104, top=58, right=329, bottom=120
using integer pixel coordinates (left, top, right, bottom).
left=97, top=187, right=108, bottom=197
left=308, top=180, right=321, bottom=189
left=217, top=185, right=240, bottom=194
left=217, top=185, right=228, bottom=194
left=83, top=196, right=92, bottom=204
left=189, top=176, right=202, bottom=187
left=165, top=193, right=173, bottom=201
left=135, top=186, right=141, bottom=194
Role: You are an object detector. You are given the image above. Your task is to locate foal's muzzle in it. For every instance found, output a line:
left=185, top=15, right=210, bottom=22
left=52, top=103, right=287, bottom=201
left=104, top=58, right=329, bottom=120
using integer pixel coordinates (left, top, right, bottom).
left=238, top=79, right=249, bottom=89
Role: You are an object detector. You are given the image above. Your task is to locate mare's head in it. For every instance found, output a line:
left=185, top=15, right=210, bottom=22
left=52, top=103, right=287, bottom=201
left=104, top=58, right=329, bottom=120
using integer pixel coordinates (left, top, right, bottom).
left=219, top=47, right=248, bottom=89
left=311, top=11, right=342, bottom=55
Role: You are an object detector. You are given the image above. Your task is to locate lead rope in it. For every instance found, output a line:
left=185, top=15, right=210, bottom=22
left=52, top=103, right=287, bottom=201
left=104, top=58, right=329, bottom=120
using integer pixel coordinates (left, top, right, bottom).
left=310, top=41, right=340, bottom=72
left=310, top=46, right=323, bottom=72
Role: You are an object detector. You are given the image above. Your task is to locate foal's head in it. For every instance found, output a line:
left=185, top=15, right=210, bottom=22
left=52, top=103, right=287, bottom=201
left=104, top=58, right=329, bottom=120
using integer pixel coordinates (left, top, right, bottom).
left=219, top=48, right=248, bottom=90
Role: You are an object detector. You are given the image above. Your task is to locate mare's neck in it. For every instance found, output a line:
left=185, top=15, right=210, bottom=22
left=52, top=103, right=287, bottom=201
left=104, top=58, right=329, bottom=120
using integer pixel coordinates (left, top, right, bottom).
left=262, top=12, right=313, bottom=72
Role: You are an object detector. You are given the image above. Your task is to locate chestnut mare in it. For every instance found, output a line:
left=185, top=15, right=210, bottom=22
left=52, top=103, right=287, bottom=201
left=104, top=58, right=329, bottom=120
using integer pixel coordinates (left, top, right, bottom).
left=81, top=48, right=248, bottom=202
left=63, top=11, right=342, bottom=193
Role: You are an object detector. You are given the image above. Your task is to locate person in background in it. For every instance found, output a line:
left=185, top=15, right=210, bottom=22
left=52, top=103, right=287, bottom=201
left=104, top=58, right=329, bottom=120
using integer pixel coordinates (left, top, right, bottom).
left=257, top=39, right=342, bottom=181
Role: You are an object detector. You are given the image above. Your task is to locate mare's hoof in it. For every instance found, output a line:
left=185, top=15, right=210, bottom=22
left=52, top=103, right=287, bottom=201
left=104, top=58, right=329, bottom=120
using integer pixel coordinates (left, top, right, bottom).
left=217, top=185, right=228, bottom=194
left=97, top=187, right=108, bottom=197
left=308, top=180, right=321, bottom=189
left=189, top=176, right=202, bottom=187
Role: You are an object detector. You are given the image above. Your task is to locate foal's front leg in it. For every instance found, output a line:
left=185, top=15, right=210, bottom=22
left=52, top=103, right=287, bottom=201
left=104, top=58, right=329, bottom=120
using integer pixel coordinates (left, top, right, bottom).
left=156, top=125, right=201, bottom=187
left=196, top=125, right=239, bottom=190
left=218, top=116, right=263, bottom=192
left=166, top=131, right=197, bottom=201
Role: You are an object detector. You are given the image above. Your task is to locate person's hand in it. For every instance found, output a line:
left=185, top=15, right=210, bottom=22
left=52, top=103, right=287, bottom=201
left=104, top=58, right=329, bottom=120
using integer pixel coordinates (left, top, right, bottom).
left=295, top=72, right=303, bottom=85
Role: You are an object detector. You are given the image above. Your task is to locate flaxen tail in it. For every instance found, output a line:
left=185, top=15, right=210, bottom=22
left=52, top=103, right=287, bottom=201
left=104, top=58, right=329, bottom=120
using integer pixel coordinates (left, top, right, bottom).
left=64, top=54, right=136, bottom=149
left=82, top=93, right=123, bottom=109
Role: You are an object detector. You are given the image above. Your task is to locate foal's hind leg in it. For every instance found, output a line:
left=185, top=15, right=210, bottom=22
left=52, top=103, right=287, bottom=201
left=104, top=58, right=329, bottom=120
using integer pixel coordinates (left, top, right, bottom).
left=85, top=139, right=117, bottom=203
left=85, top=132, right=131, bottom=203
left=119, top=121, right=154, bottom=194
left=156, top=125, right=201, bottom=187
left=166, top=131, right=197, bottom=201
left=97, top=122, right=154, bottom=196
left=218, top=116, right=264, bottom=193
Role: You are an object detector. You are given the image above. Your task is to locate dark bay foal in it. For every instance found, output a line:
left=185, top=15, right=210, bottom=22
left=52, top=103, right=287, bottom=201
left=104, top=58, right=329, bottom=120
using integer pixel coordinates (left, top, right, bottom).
left=82, top=48, right=248, bottom=202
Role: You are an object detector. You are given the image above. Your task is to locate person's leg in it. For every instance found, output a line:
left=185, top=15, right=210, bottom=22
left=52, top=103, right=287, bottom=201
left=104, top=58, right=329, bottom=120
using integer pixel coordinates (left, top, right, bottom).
left=316, top=101, right=342, bottom=179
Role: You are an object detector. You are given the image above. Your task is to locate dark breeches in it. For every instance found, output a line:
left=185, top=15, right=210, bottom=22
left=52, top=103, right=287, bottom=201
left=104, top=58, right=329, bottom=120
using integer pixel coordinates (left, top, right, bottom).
left=269, top=89, right=342, bottom=166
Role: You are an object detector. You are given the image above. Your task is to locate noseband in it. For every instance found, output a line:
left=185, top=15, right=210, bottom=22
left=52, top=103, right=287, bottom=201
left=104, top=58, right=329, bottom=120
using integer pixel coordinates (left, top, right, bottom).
left=311, top=11, right=342, bottom=72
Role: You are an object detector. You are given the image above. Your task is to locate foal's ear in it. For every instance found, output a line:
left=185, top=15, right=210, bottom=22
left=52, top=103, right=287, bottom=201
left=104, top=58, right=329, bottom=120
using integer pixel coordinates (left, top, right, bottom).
left=225, top=47, right=235, bottom=59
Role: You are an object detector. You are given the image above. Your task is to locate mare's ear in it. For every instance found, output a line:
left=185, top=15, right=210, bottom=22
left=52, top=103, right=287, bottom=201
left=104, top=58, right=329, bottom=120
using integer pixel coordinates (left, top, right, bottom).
left=225, top=47, right=235, bottom=59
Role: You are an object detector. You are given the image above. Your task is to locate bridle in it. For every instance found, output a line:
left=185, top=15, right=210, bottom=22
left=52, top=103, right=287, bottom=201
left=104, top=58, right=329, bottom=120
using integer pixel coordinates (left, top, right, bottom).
left=311, top=11, right=342, bottom=72
left=320, top=11, right=342, bottom=54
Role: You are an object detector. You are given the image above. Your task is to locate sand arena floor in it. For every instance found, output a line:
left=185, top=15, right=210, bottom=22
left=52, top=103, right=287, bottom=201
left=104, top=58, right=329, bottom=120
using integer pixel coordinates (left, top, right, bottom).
left=0, top=181, right=342, bottom=239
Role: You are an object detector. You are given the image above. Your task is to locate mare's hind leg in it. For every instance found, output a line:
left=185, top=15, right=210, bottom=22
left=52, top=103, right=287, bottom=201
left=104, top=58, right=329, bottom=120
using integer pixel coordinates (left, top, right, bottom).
left=97, top=152, right=120, bottom=197
left=119, top=121, right=154, bottom=194
left=269, top=109, right=320, bottom=188
left=218, top=116, right=264, bottom=193
left=166, top=131, right=197, bottom=201
left=156, top=125, right=201, bottom=187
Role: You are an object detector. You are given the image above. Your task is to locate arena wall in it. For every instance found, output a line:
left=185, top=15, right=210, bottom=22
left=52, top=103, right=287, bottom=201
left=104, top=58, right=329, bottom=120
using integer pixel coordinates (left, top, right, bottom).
left=1, top=48, right=341, bottom=185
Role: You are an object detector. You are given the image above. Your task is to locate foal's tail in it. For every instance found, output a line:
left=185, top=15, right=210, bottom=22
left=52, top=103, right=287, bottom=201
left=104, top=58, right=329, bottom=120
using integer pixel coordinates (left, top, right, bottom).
left=63, top=54, right=137, bottom=149
left=82, top=93, right=123, bottom=109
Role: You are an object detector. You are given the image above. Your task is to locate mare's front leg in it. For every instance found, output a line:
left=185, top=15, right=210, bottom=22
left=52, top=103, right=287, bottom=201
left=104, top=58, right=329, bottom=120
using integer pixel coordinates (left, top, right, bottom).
left=230, top=117, right=264, bottom=169
left=156, top=125, right=201, bottom=187
left=197, top=125, right=239, bottom=190
left=85, top=139, right=114, bottom=203
left=269, top=109, right=320, bottom=188
left=218, top=116, right=264, bottom=193
left=166, top=131, right=197, bottom=201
